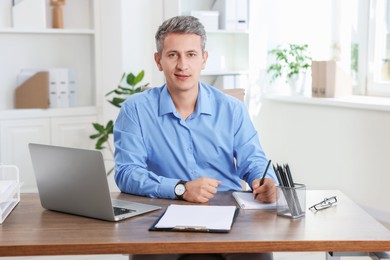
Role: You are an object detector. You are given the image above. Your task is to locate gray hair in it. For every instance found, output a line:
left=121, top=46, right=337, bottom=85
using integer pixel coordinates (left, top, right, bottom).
left=155, top=16, right=207, bottom=57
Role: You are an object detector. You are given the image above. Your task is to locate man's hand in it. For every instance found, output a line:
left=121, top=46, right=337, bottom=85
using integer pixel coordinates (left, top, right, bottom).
left=183, top=177, right=221, bottom=203
left=252, top=178, right=276, bottom=203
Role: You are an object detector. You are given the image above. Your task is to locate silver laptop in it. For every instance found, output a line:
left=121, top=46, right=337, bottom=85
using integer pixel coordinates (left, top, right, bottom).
left=29, top=143, right=161, bottom=221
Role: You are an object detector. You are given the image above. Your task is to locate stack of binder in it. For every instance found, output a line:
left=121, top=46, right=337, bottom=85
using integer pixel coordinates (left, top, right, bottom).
left=0, top=164, right=21, bottom=224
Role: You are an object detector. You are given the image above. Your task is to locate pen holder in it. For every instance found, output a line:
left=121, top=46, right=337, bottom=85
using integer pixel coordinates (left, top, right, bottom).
left=276, top=184, right=306, bottom=218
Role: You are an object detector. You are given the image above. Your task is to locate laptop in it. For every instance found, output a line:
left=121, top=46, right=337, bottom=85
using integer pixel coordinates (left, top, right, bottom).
left=28, top=143, right=161, bottom=221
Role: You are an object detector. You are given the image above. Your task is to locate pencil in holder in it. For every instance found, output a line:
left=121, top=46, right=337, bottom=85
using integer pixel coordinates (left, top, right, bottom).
left=276, top=184, right=306, bottom=218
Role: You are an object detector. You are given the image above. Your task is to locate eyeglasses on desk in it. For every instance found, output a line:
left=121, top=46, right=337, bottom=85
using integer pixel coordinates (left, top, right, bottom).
left=309, top=196, right=337, bottom=211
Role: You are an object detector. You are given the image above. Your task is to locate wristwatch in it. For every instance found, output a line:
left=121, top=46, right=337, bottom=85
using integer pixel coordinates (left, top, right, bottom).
left=174, top=180, right=187, bottom=200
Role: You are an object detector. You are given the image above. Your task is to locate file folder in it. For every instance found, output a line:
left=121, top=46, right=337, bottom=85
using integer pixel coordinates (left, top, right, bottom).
left=15, top=71, right=49, bottom=109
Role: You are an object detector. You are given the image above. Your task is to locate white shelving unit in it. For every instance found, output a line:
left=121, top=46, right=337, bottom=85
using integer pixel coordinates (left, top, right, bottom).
left=0, top=0, right=100, bottom=192
left=163, top=0, right=250, bottom=89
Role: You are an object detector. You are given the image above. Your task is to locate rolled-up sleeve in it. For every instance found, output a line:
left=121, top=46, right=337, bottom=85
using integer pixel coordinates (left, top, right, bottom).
left=114, top=100, right=179, bottom=199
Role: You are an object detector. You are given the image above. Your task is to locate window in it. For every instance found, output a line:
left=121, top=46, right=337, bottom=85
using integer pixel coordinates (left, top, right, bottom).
left=365, top=0, right=390, bottom=97
left=253, top=0, right=390, bottom=98
left=322, top=0, right=390, bottom=98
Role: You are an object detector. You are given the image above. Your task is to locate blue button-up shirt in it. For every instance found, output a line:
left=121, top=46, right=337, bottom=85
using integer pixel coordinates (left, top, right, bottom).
left=114, top=82, right=276, bottom=199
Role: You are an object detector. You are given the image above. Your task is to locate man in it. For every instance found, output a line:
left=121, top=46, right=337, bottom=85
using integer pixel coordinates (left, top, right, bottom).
left=114, top=16, right=276, bottom=260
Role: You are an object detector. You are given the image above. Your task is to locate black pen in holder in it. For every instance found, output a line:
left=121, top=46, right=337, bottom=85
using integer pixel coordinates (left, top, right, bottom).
left=274, top=164, right=306, bottom=218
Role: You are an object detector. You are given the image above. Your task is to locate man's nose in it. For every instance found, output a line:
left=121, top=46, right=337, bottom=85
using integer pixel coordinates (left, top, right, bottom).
left=176, top=56, right=189, bottom=70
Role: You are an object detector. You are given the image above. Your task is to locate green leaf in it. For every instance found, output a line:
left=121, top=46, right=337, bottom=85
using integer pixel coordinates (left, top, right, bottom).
left=89, top=133, right=101, bottom=139
left=126, top=73, right=136, bottom=86
left=96, top=135, right=108, bottom=150
left=105, top=89, right=116, bottom=96
left=120, top=72, right=126, bottom=82
left=92, top=123, right=105, bottom=132
left=106, top=120, right=114, bottom=133
left=133, top=70, right=145, bottom=85
left=111, top=97, right=126, bottom=107
left=108, top=100, right=121, bottom=108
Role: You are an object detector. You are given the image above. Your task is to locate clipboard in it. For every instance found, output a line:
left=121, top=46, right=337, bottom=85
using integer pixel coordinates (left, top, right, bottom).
left=149, top=204, right=239, bottom=233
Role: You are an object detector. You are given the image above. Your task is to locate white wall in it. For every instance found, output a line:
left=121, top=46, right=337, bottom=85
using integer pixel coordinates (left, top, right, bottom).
left=100, top=0, right=164, bottom=124
left=99, top=0, right=165, bottom=190
left=100, top=0, right=164, bottom=125
left=121, top=0, right=164, bottom=86
left=254, top=98, right=390, bottom=228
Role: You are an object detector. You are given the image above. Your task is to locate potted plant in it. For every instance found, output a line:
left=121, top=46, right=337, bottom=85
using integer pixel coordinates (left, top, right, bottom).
left=89, top=70, right=149, bottom=175
left=266, top=43, right=311, bottom=95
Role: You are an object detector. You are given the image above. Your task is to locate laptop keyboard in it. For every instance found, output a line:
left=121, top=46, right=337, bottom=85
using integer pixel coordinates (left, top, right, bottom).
left=113, top=207, right=136, bottom=216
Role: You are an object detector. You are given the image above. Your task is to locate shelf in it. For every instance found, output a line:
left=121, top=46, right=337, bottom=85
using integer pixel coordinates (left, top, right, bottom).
left=264, top=93, right=390, bottom=112
left=206, top=30, right=249, bottom=35
left=0, top=28, right=95, bottom=35
left=0, top=106, right=98, bottom=120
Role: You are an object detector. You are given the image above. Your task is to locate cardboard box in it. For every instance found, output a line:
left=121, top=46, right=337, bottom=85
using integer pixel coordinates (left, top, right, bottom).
left=311, top=60, right=352, bottom=97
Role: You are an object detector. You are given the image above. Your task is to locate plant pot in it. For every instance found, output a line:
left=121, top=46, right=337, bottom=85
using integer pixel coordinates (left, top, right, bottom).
left=288, top=72, right=307, bottom=95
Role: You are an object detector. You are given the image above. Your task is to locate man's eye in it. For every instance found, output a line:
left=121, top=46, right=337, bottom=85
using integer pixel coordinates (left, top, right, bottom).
left=188, top=53, right=196, bottom=57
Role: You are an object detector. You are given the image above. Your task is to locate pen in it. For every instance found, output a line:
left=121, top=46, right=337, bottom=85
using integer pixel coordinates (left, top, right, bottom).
left=254, top=159, right=271, bottom=199
left=284, top=164, right=295, bottom=187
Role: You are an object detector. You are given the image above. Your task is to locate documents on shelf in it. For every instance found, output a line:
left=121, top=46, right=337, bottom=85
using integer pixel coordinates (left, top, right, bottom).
left=149, top=204, right=238, bottom=233
left=233, top=191, right=276, bottom=210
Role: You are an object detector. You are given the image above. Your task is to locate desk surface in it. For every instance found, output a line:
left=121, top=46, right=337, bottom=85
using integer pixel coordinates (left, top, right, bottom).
left=1, top=190, right=390, bottom=256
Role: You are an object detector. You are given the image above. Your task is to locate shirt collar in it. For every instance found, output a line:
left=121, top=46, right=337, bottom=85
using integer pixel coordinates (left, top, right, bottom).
left=159, top=84, right=176, bottom=116
left=158, top=82, right=213, bottom=117
left=195, top=82, right=212, bottom=116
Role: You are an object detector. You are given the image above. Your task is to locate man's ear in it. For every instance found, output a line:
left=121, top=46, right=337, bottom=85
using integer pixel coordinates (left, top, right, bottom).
left=201, top=51, right=208, bottom=70
left=154, top=52, right=163, bottom=71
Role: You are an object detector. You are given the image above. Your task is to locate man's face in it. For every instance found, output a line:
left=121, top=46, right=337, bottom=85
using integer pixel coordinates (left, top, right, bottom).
left=154, top=32, right=208, bottom=92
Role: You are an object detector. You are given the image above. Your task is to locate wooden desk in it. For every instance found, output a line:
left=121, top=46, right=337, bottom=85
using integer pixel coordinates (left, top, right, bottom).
left=1, top=190, right=390, bottom=257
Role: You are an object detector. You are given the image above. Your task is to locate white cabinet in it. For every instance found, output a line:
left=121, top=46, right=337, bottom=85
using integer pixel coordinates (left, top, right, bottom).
left=163, top=0, right=250, bottom=90
left=51, top=116, right=97, bottom=148
left=0, top=0, right=101, bottom=192
left=0, top=112, right=97, bottom=192
left=0, top=118, right=50, bottom=192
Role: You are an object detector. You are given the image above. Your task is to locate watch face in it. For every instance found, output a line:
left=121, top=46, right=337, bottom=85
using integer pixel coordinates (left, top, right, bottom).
left=175, top=184, right=186, bottom=196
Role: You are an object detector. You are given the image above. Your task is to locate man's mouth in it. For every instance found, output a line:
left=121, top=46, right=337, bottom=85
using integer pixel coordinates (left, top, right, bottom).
left=175, top=74, right=190, bottom=80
